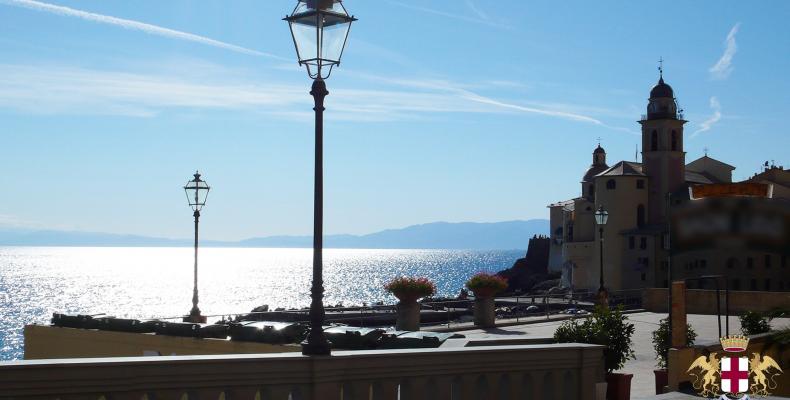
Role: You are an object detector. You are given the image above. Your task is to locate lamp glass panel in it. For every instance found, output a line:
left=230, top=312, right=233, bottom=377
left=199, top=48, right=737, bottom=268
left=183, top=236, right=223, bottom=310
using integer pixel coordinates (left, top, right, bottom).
left=290, top=19, right=318, bottom=63
left=184, top=180, right=210, bottom=210
left=319, top=18, right=351, bottom=62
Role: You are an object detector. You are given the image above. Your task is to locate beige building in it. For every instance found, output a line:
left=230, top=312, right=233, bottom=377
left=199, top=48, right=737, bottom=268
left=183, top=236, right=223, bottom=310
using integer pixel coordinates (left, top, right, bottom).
left=548, top=74, right=790, bottom=293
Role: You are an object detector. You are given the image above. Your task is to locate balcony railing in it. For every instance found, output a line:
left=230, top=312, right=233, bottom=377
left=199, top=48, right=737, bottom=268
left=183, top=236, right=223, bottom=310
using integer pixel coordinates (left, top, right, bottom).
left=0, top=343, right=604, bottom=400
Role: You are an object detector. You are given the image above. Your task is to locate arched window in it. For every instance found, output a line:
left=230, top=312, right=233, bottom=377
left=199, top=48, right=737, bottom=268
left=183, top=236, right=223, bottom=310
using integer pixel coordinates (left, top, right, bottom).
left=671, top=130, right=678, bottom=151
left=587, top=184, right=594, bottom=197
left=637, top=204, right=645, bottom=227
left=606, top=179, right=616, bottom=190
left=651, top=130, right=658, bottom=151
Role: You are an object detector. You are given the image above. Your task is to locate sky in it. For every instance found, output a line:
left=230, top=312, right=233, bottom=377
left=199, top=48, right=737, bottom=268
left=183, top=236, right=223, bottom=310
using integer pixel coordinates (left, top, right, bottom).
left=0, top=0, right=788, bottom=241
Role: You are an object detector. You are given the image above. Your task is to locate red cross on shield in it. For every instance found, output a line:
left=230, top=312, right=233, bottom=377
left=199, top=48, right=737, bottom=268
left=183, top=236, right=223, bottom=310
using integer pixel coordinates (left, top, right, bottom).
left=720, top=356, right=749, bottom=394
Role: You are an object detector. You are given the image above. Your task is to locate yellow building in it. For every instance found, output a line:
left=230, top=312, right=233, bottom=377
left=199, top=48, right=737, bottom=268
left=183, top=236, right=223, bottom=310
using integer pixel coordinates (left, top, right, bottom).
left=548, top=74, right=790, bottom=293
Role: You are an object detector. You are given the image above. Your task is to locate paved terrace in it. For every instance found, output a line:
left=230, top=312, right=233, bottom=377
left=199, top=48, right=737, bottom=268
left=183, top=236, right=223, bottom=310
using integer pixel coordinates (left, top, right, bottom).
left=453, top=312, right=790, bottom=399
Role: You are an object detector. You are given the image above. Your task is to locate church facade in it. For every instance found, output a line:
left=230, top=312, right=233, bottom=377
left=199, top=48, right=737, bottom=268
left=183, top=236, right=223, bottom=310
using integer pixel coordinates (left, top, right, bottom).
left=547, top=74, right=789, bottom=293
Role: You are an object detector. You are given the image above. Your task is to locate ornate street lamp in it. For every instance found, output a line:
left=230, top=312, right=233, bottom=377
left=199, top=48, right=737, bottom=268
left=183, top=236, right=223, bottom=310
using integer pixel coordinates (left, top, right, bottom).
left=595, top=205, right=609, bottom=308
left=183, top=171, right=210, bottom=323
left=284, top=0, right=356, bottom=356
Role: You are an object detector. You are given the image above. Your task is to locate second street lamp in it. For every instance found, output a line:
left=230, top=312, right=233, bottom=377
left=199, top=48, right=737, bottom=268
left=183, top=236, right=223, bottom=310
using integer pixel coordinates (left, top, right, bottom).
left=183, top=171, right=210, bottom=324
left=285, top=0, right=356, bottom=356
left=594, top=205, right=609, bottom=308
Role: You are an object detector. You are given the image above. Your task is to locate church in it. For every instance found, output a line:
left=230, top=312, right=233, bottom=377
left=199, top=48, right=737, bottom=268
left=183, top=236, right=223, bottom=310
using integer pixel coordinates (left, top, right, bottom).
left=547, top=72, right=789, bottom=293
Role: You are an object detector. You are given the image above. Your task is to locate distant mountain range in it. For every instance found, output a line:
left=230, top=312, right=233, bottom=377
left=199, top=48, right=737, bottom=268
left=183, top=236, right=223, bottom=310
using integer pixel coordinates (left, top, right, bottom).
left=0, top=219, right=549, bottom=250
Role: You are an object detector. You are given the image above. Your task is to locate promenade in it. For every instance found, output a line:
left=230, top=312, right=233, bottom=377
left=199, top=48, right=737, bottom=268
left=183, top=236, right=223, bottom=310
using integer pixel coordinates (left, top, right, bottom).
left=453, top=312, right=790, bottom=398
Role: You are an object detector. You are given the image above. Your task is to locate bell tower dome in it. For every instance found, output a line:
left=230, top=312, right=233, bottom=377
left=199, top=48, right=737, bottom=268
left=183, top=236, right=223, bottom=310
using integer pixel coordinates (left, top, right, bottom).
left=639, top=68, right=686, bottom=224
left=581, top=144, right=609, bottom=200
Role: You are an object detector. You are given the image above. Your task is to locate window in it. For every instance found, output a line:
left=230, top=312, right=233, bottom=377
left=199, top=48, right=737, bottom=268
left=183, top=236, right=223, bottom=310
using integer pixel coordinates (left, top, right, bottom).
left=732, top=279, right=740, bottom=290
left=765, top=279, right=771, bottom=291
left=783, top=255, right=787, bottom=268
left=663, top=280, right=668, bottom=288
left=661, top=261, right=668, bottom=271
left=641, top=273, right=646, bottom=281
left=640, top=237, right=647, bottom=250
left=629, top=236, right=635, bottom=249
left=765, top=255, right=772, bottom=269
left=700, top=260, right=707, bottom=269
left=588, top=184, right=594, bottom=197
left=747, top=257, right=754, bottom=269
left=651, top=130, right=658, bottom=151
left=606, top=179, right=616, bottom=190
left=636, top=179, right=645, bottom=189
left=637, top=204, right=646, bottom=227
left=726, top=257, right=737, bottom=269
left=751, top=279, right=757, bottom=291
left=780, top=281, right=785, bottom=291
left=671, top=130, right=678, bottom=151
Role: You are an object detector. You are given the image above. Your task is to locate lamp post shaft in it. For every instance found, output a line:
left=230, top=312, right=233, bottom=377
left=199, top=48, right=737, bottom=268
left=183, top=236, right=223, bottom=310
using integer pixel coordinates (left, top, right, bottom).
left=599, top=227, right=604, bottom=290
left=303, top=78, right=331, bottom=356
left=598, top=226, right=608, bottom=308
left=191, top=210, right=200, bottom=316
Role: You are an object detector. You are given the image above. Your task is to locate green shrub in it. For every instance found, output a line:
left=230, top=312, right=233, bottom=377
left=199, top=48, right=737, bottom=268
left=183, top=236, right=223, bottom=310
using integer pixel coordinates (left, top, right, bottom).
left=554, top=305, right=636, bottom=372
left=740, top=311, right=771, bottom=335
left=651, top=318, right=697, bottom=369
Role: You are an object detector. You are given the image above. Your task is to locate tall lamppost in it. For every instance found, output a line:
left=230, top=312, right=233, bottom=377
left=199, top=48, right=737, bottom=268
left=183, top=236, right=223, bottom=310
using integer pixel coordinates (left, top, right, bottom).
left=183, top=171, right=210, bottom=324
left=284, top=0, right=356, bottom=356
left=594, top=205, right=609, bottom=308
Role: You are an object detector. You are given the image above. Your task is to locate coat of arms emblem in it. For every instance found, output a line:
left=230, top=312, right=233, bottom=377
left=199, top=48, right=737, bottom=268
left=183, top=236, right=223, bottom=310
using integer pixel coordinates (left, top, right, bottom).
left=686, top=335, right=783, bottom=399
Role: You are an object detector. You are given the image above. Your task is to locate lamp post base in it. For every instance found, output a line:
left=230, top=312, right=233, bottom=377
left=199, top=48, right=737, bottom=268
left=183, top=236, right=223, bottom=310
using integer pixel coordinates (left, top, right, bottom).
left=301, top=337, right=331, bottom=356
left=183, top=307, right=207, bottom=324
left=182, top=314, right=207, bottom=323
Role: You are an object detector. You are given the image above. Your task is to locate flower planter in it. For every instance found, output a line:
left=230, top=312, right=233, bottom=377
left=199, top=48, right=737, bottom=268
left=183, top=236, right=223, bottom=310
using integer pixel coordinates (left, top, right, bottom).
left=395, top=299, right=420, bottom=331
left=473, top=296, right=495, bottom=328
left=653, top=369, right=667, bottom=395
left=393, top=292, right=420, bottom=304
left=605, top=372, right=632, bottom=400
left=472, top=287, right=498, bottom=299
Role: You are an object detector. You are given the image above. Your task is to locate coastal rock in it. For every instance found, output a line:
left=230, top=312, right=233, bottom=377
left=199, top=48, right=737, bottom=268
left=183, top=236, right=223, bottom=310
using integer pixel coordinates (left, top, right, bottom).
left=496, top=235, right=557, bottom=292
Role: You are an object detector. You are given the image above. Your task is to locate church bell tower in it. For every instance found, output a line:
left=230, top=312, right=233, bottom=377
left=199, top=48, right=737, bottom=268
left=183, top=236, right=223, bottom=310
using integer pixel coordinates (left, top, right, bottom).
left=639, top=67, right=686, bottom=224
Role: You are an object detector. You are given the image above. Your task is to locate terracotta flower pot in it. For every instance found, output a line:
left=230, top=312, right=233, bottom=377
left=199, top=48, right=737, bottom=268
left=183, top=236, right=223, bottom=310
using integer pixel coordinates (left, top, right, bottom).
left=653, top=369, right=667, bottom=395
left=605, top=372, right=632, bottom=400
left=393, top=292, right=420, bottom=303
left=472, top=287, right=497, bottom=298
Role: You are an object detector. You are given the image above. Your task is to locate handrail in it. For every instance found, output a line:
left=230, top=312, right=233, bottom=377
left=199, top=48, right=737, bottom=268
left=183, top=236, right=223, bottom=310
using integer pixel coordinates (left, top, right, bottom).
left=0, top=343, right=605, bottom=400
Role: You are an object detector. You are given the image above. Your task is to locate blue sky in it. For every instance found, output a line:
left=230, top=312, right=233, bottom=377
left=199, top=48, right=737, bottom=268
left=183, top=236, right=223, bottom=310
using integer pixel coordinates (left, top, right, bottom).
left=0, top=0, right=788, bottom=241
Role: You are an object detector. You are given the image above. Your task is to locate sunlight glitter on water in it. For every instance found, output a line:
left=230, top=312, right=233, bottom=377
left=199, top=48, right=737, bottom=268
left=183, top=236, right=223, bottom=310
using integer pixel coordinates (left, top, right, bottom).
left=0, top=246, right=522, bottom=360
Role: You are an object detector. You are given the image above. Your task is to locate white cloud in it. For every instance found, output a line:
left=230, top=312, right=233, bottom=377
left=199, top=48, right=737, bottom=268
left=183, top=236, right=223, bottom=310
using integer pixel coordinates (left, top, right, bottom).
left=692, top=96, right=722, bottom=137
left=0, top=0, right=283, bottom=59
left=465, top=0, right=490, bottom=22
left=709, top=23, right=741, bottom=80
left=0, top=62, right=634, bottom=130
left=383, top=0, right=511, bottom=30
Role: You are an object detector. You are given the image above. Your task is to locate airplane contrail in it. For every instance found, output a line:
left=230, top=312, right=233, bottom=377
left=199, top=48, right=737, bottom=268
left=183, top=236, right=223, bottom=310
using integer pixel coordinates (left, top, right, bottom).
left=1, top=0, right=284, bottom=59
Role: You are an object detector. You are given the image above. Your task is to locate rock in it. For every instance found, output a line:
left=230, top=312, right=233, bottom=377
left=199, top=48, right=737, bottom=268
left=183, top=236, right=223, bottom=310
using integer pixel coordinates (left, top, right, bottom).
left=496, top=235, right=557, bottom=293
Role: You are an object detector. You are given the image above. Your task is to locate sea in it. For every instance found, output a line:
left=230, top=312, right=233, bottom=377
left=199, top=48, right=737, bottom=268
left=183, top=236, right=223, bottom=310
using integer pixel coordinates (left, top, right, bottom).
left=0, top=246, right=523, bottom=360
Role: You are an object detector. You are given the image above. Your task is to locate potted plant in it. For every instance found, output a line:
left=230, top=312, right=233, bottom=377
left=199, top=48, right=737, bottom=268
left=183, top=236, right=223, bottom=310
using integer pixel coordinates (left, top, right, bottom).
left=651, top=318, right=696, bottom=395
left=554, top=305, right=636, bottom=400
left=465, top=272, right=508, bottom=328
left=384, top=277, right=435, bottom=331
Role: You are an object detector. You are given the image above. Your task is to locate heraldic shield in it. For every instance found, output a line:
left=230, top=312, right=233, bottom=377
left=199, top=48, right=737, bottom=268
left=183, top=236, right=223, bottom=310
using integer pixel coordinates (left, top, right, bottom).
left=687, top=335, right=784, bottom=398
left=720, top=356, right=749, bottom=395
